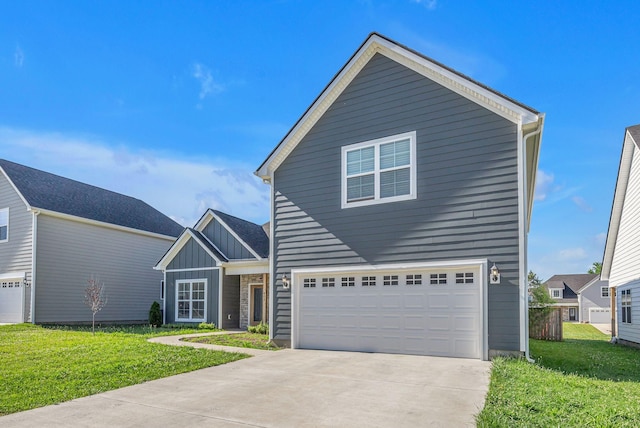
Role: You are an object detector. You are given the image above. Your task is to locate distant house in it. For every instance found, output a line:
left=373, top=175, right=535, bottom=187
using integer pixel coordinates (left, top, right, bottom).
left=0, top=159, right=183, bottom=324
left=602, top=124, right=640, bottom=346
left=255, top=33, right=545, bottom=360
left=543, top=274, right=609, bottom=323
left=154, top=209, right=269, bottom=329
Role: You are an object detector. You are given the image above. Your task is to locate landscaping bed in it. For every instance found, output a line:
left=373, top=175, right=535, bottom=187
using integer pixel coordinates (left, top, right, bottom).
left=477, top=323, right=640, bottom=427
left=184, top=332, right=280, bottom=350
left=0, top=324, right=249, bottom=415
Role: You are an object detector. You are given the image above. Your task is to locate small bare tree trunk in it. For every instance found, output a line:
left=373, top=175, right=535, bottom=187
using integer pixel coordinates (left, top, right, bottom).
left=84, top=276, right=107, bottom=335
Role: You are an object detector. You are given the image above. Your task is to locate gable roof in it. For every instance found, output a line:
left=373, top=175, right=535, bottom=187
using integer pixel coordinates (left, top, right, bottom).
left=194, top=209, right=269, bottom=259
left=544, top=274, right=599, bottom=299
left=0, top=159, right=183, bottom=238
left=602, top=124, right=640, bottom=280
left=154, top=227, right=227, bottom=270
left=254, top=32, right=544, bottom=226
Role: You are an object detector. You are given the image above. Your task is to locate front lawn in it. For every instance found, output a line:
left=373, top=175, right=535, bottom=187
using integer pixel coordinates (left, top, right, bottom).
left=0, top=324, right=249, bottom=415
left=477, top=323, right=640, bottom=427
left=184, top=332, right=280, bottom=350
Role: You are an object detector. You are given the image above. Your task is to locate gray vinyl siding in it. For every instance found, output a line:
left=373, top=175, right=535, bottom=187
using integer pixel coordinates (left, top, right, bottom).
left=0, top=173, right=33, bottom=277
left=166, top=238, right=217, bottom=270
left=34, top=214, right=173, bottom=323
left=272, top=53, right=521, bottom=351
left=579, top=280, right=610, bottom=322
left=221, top=274, right=240, bottom=329
left=165, top=269, right=219, bottom=325
left=202, top=219, right=255, bottom=259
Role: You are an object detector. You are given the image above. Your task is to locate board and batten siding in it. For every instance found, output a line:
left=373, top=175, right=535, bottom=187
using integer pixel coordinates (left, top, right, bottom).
left=34, top=214, right=173, bottom=323
left=272, top=53, right=521, bottom=351
left=166, top=238, right=217, bottom=270
left=202, top=219, right=255, bottom=260
left=617, top=280, right=640, bottom=344
left=609, top=145, right=640, bottom=288
left=221, top=273, right=240, bottom=329
left=165, top=269, right=219, bottom=325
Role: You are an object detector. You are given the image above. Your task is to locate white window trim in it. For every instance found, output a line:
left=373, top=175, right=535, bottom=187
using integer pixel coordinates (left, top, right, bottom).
left=175, top=278, right=207, bottom=322
left=341, top=131, right=417, bottom=209
left=601, top=286, right=609, bottom=298
left=550, top=288, right=562, bottom=299
left=0, top=207, right=8, bottom=243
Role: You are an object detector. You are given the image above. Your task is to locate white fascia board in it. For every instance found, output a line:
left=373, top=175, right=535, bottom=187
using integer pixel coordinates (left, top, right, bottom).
left=602, top=131, right=636, bottom=280
left=154, top=229, right=223, bottom=270
left=576, top=276, right=601, bottom=294
left=33, top=207, right=178, bottom=241
left=0, top=166, right=31, bottom=210
left=256, top=34, right=540, bottom=180
left=194, top=209, right=215, bottom=231
left=0, top=271, right=26, bottom=280
left=222, top=260, right=269, bottom=275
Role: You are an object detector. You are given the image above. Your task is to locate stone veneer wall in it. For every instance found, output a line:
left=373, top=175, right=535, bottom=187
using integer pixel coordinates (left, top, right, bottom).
left=239, top=273, right=268, bottom=330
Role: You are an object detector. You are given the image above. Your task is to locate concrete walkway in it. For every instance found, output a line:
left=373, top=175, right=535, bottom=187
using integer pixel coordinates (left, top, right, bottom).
left=148, top=331, right=271, bottom=356
left=1, top=334, right=491, bottom=427
left=591, top=323, right=612, bottom=336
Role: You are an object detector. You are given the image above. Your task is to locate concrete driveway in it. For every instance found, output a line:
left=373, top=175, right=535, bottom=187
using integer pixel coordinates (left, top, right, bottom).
left=1, top=347, right=490, bottom=427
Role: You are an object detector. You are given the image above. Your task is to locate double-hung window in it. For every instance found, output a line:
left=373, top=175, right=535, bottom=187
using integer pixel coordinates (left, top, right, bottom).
left=621, top=289, right=632, bottom=324
left=0, top=208, right=8, bottom=242
left=176, top=279, right=207, bottom=322
left=342, top=131, right=416, bottom=208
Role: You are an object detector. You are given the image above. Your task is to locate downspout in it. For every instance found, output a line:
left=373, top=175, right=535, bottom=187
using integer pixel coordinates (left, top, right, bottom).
left=521, top=121, right=543, bottom=363
left=162, top=271, right=167, bottom=325
left=30, top=210, right=40, bottom=324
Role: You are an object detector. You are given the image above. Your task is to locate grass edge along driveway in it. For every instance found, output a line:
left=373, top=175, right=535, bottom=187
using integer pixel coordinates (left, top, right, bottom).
left=477, top=323, right=640, bottom=427
left=0, top=324, right=249, bottom=416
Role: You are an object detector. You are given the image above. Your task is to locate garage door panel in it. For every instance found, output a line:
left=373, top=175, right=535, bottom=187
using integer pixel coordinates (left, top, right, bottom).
left=297, top=267, right=482, bottom=359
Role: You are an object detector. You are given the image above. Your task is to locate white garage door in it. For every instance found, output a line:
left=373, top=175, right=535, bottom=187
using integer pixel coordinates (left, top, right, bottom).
left=0, top=278, right=24, bottom=323
left=589, top=307, right=610, bottom=324
left=294, top=266, right=483, bottom=359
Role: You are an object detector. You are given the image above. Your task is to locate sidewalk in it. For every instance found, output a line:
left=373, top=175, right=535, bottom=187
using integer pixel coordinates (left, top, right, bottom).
left=148, top=331, right=272, bottom=356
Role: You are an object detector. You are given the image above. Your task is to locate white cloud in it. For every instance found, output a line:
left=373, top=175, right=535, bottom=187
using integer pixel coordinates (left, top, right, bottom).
left=412, top=0, right=437, bottom=10
left=0, top=127, right=269, bottom=226
left=534, top=170, right=554, bottom=201
left=595, top=232, right=607, bottom=246
left=14, top=45, right=24, bottom=68
left=192, top=62, right=224, bottom=100
left=557, top=247, right=588, bottom=262
left=572, top=196, right=592, bottom=212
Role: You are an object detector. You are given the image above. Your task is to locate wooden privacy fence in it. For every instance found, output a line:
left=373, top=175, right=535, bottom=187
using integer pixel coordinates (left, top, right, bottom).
left=529, top=307, right=563, bottom=341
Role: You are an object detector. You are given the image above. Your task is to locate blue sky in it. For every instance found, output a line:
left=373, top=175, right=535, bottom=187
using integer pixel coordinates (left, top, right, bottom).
left=1, top=1, right=638, bottom=280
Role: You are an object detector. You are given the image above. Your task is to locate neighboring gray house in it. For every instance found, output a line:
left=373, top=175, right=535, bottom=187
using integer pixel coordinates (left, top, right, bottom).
left=154, top=209, right=269, bottom=329
left=255, top=33, right=545, bottom=360
left=0, top=159, right=183, bottom=324
left=602, top=124, right=640, bottom=346
left=544, top=274, right=610, bottom=323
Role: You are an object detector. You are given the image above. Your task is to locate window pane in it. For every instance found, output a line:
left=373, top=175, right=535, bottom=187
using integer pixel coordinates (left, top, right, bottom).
left=192, top=301, right=204, bottom=319
left=380, top=139, right=410, bottom=169
left=0, top=226, right=6, bottom=241
left=347, top=174, right=374, bottom=201
left=380, top=168, right=410, bottom=198
left=0, top=210, right=7, bottom=225
left=347, top=147, right=374, bottom=176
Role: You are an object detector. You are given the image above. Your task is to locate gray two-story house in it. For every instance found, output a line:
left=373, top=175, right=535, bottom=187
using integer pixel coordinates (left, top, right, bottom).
left=0, top=159, right=182, bottom=324
left=256, top=33, right=544, bottom=360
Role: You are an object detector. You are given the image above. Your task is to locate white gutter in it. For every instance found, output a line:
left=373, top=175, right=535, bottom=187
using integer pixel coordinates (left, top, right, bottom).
left=521, top=122, right=543, bottom=363
left=30, top=210, right=40, bottom=324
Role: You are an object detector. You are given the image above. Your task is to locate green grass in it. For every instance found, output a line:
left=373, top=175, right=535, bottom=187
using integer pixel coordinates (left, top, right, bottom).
left=184, top=332, right=281, bottom=350
left=0, top=324, right=249, bottom=415
left=477, top=323, right=640, bottom=427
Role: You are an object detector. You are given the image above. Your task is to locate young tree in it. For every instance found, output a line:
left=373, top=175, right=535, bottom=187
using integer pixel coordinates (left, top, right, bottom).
left=528, top=270, right=554, bottom=306
left=588, top=261, right=602, bottom=275
left=84, top=277, right=108, bottom=334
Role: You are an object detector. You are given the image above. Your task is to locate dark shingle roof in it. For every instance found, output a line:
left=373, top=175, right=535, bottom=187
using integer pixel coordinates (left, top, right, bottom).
left=544, top=274, right=598, bottom=300
left=212, top=210, right=269, bottom=258
left=189, top=229, right=228, bottom=262
left=628, top=124, right=640, bottom=146
left=0, top=159, right=183, bottom=237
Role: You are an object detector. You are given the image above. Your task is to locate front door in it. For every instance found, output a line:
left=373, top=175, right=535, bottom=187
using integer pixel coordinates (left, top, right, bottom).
left=250, top=284, right=264, bottom=326
left=569, top=307, right=577, bottom=321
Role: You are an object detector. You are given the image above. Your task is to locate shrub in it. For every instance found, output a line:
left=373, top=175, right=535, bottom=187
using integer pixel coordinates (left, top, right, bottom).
left=148, top=301, right=162, bottom=327
left=198, top=322, right=216, bottom=330
left=248, top=322, right=268, bottom=335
